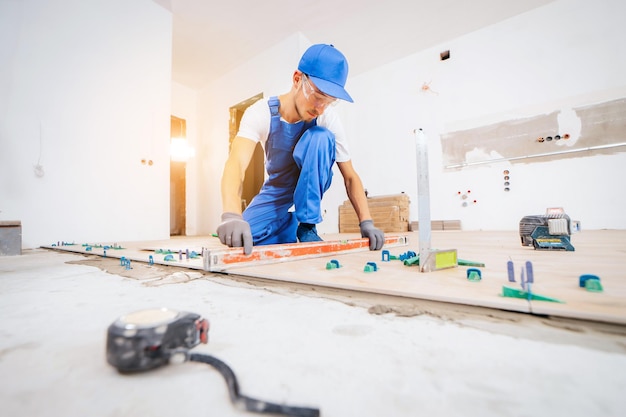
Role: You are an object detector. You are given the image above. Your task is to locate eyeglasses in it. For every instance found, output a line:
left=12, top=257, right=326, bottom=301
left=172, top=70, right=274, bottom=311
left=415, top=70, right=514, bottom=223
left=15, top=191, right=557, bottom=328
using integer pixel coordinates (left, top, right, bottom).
left=301, top=74, right=337, bottom=108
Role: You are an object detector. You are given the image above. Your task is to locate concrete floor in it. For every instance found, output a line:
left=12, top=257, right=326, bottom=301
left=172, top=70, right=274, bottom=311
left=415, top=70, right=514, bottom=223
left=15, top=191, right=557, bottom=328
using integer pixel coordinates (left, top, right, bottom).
left=1, top=248, right=625, bottom=417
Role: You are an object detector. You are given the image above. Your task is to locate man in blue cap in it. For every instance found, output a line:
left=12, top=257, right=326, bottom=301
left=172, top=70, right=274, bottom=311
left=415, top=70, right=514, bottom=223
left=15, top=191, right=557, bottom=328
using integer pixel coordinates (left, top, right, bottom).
left=217, top=43, right=384, bottom=255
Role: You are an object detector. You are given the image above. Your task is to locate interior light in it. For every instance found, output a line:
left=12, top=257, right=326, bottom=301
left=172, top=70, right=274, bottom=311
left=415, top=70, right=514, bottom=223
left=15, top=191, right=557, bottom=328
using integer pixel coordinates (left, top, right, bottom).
left=170, top=137, right=195, bottom=162
left=170, top=117, right=194, bottom=162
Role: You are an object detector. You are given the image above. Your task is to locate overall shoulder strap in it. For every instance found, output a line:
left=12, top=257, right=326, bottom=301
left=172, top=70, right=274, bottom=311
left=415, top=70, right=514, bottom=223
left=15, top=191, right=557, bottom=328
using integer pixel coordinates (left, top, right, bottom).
left=268, top=96, right=280, bottom=118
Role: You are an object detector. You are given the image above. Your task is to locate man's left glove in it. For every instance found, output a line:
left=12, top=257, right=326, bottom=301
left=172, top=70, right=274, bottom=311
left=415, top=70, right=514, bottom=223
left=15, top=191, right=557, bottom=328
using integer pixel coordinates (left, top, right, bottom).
left=217, top=212, right=253, bottom=255
left=359, top=220, right=384, bottom=250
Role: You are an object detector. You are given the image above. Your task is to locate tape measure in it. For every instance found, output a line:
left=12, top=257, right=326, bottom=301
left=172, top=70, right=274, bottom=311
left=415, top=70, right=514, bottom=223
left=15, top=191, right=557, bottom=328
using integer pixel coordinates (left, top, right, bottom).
left=106, top=308, right=208, bottom=372
left=106, top=308, right=319, bottom=417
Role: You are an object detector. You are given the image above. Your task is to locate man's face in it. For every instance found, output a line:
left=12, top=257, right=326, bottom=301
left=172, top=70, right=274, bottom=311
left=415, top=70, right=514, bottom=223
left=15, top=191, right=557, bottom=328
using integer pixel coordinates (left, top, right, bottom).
left=296, top=73, right=337, bottom=121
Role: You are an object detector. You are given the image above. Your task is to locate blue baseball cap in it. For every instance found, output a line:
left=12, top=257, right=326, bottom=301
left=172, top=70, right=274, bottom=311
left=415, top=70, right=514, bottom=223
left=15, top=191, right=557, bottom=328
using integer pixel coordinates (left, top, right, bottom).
left=298, top=44, right=353, bottom=103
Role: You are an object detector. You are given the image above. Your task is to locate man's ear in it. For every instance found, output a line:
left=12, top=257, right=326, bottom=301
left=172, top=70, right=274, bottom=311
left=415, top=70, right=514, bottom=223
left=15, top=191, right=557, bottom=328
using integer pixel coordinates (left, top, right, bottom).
left=293, top=71, right=303, bottom=88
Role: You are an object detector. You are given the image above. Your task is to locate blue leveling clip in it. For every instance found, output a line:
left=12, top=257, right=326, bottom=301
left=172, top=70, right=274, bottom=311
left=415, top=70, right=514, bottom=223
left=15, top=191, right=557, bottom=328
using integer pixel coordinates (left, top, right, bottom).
left=579, top=274, right=603, bottom=292
left=364, top=262, right=378, bottom=272
left=466, top=268, right=482, bottom=281
left=326, top=259, right=341, bottom=269
left=399, top=251, right=417, bottom=261
left=119, top=257, right=131, bottom=270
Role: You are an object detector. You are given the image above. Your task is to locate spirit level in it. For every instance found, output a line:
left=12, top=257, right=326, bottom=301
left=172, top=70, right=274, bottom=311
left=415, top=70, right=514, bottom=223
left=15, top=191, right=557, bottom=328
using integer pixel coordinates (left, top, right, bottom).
left=203, top=235, right=409, bottom=272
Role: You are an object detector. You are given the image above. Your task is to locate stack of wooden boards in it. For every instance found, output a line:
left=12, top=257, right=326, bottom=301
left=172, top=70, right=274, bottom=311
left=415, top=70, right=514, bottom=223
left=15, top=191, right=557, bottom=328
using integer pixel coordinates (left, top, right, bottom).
left=410, top=220, right=462, bottom=231
left=339, top=194, right=410, bottom=233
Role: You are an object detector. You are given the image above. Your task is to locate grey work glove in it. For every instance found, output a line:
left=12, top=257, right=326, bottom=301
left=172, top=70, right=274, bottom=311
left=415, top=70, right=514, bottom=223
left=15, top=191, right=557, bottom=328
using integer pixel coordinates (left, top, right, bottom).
left=217, top=212, right=253, bottom=255
left=360, top=220, right=384, bottom=250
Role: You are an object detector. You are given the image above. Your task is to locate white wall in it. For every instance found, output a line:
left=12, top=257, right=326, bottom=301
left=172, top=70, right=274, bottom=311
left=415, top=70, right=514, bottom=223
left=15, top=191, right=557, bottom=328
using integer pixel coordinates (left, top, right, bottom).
left=2, top=0, right=622, bottom=248
left=335, top=0, right=626, bottom=231
left=0, top=0, right=172, bottom=248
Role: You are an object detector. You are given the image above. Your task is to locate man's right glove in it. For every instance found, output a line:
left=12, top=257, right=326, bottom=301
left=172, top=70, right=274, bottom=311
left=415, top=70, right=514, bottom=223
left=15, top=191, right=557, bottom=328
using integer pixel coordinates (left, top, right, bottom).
left=216, top=212, right=253, bottom=255
left=359, top=220, right=384, bottom=251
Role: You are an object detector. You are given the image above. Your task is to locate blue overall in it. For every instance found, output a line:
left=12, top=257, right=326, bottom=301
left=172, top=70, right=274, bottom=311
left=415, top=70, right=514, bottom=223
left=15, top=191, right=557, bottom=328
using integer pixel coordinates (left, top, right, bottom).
left=242, top=97, right=336, bottom=245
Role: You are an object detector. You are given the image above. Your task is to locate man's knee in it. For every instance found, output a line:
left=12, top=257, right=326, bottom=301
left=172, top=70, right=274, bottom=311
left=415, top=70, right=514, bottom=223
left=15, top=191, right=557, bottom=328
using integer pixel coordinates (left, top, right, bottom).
left=301, top=126, right=334, bottom=148
left=294, top=126, right=335, bottom=166
left=250, top=212, right=298, bottom=245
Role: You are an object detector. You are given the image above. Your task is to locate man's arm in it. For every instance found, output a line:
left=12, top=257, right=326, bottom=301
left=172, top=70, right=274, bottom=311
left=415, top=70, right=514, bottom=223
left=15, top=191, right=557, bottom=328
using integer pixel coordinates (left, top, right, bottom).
left=337, top=160, right=371, bottom=221
left=221, top=136, right=259, bottom=214
left=217, top=136, right=258, bottom=254
left=337, top=160, right=384, bottom=250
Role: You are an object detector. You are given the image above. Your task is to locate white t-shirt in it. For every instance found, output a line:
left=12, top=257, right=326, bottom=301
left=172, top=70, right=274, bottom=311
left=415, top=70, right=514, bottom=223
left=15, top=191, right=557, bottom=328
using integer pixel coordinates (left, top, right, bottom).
left=236, top=98, right=351, bottom=163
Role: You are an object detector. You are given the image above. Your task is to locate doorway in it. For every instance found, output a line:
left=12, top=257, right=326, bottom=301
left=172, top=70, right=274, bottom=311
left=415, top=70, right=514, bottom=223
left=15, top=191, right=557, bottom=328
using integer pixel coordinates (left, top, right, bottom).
left=170, top=116, right=186, bottom=236
left=229, top=93, right=264, bottom=211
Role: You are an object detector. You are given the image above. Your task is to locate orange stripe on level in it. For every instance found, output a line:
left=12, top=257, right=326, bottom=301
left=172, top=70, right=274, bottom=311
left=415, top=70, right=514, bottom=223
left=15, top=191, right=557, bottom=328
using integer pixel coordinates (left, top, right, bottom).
left=203, top=235, right=409, bottom=272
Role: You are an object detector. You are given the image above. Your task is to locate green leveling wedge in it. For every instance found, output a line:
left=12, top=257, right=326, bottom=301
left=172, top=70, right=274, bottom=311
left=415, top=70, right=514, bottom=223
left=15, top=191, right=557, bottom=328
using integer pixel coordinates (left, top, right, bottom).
left=501, top=285, right=564, bottom=303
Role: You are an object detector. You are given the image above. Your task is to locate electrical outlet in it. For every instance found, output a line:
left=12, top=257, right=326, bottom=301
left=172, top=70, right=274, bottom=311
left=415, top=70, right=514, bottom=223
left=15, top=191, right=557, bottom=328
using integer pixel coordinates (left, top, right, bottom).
left=537, top=133, right=569, bottom=143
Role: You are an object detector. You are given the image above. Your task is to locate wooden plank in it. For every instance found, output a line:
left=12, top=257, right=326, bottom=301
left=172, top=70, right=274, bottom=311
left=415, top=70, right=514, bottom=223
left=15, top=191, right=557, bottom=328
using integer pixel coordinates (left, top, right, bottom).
left=431, top=220, right=444, bottom=231
left=40, top=236, right=221, bottom=270
left=443, top=220, right=462, bottom=230
left=340, top=224, right=409, bottom=233
left=340, top=193, right=411, bottom=205
left=224, top=238, right=530, bottom=314
left=410, top=220, right=462, bottom=231
left=339, top=206, right=408, bottom=215
left=222, top=230, right=626, bottom=325
left=42, top=230, right=626, bottom=325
